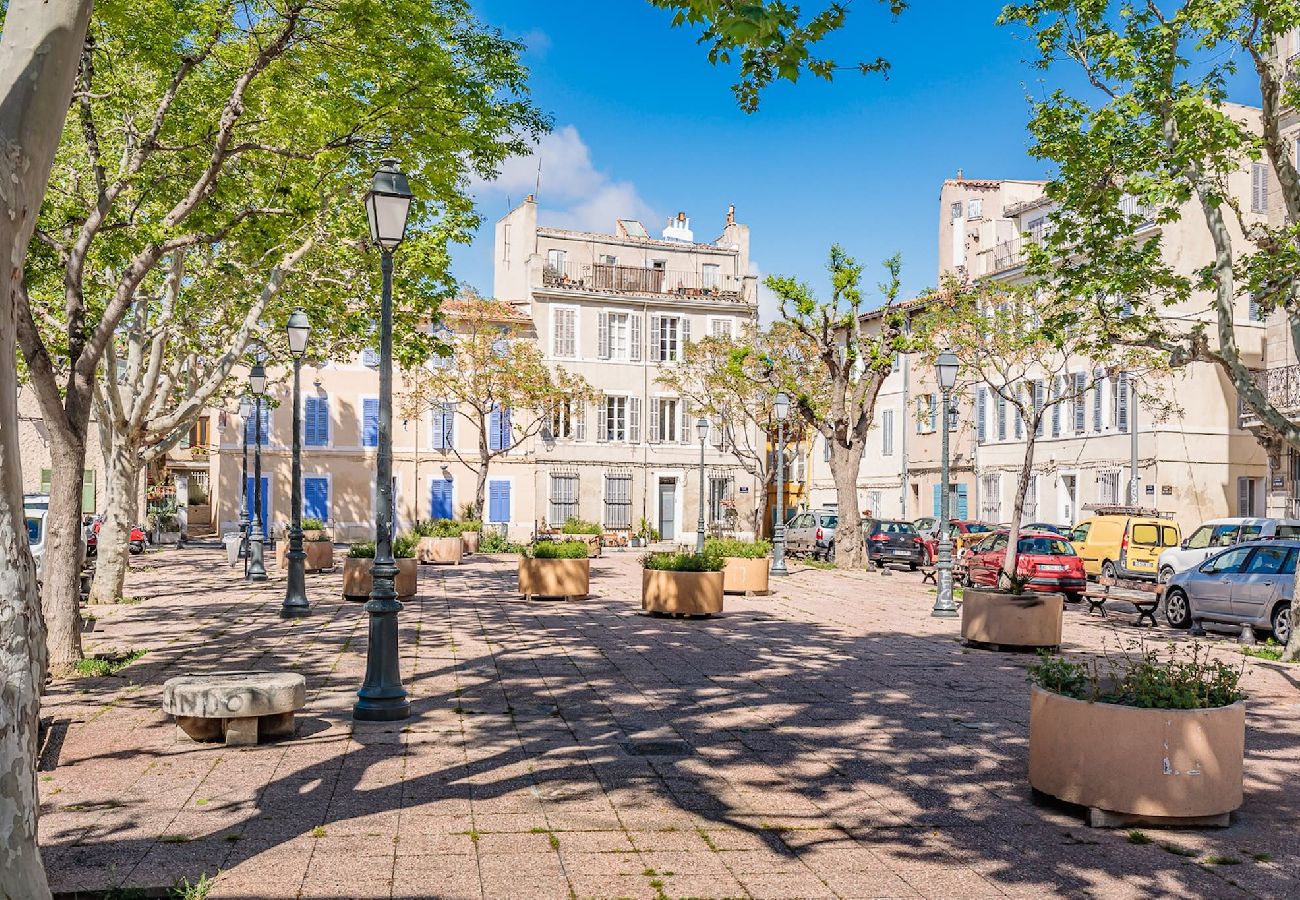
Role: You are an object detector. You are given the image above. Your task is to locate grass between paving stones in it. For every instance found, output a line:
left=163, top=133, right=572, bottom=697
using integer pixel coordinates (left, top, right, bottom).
left=1159, top=842, right=1199, bottom=857
left=309, top=825, right=326, bottom=838
left=1126, top=830, right=1153, bottom=845
left=1242, top=640, right=1296, bottom=663
left=1203, top=854, right=1243, bottom=866
left=73, top=648, right=147, bottom=678
left=172, top=872, right=216, bottom=899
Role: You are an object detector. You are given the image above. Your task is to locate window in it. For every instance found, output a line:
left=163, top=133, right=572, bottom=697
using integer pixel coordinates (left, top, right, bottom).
left=950, top=201, right=963, bottom=221
left=602, top=396, right=627, bottom=442
left=997, top=392, right=1007, bottom=441
left=1025, top=474, right=1038, bottom=520
left=600, top=253, right=618, bottom=266
left=649, top=397, right=681, bottom=443
left=1248, top=295, right=1263, bottom=322
left=1209, top=523, right=1242, bottom=547
left=976, top=388, right=987, bottom=443
left=304, top=476, right=329, bottom=521
left=550, top=400, right=572, bottom=440
left=1115, top=373, right=1129, bottom=433
left=1251, top=162, right=1268, bottom=214
left=650, top=315, right=690, bottom=362
left=244, top=404, right=271, bottom=446
left=1092, top=368, right=1104, bottom=432
left=882, top=409, right=894, bottom=456
left=1071, top=522, right=1091, bottom=543
left=1245, top=546, right=1293, bottom=576
left=549, top=472, right=579, bottom=524
left=1238, top=476, right=1260, bottom=516
left=1202, top=546, right=1252, bottom=575
left=1130, top=523, right=1160, bottom=546
left=1096, top=471, right=1119, bottom=505
left=361, top=347, right=380, bottom=368
left=980, top=473, right=1001, bottom=522
left=186, top=418, right=211, bottom=449
left=487, top=480, right=511, bottom=524
left=1161, top=526, right=1179, bottom=546
left=708, top=476, right=733, bottom=524
left=552, top=307, right=576, bottom=358
left=1072, top=373, right=1086, bottom=433
left=710, top=318, right=733, bottom=339
left=968, top=198, right=983, bottom=219
left=430, top=477, right=453, bottom=519
left=431, top=402, right=455, bottom=450
left=487, top=405, right=512, bottom=452
left=597, top=311, right=640, bottom=362
left=702, top=264, right=720, bottom=289
left=304, top=395, right=329, bottom=447
left=546, top=248, right=566, bottom=273
left=1033, top=380, right=1045, bottom=437
left=1026, top=216, right=1047, bottom=243
left=1185, top=525, right=1213, bottom=550
left=604, top=473, right=633, bottom=529
left=362, top=398, right=379, bottom=448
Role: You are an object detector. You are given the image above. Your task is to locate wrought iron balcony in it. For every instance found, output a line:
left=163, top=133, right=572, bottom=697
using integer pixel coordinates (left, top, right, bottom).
left=540, top=261, right=751, bottom=304
left=1237, top=364, right=1297, bottom=428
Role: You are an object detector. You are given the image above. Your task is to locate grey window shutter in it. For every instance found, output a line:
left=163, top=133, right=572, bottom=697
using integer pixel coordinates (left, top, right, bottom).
left=628, top=397, right=640, bottom=443
left=681, top=316, right=691, bottom=349
left=1034, top=380, right=1045, bottom=437
left=1051, top=378, right=1062, bottom=437
left=648, top=398, right=660, bottom=443
left=681, top=403, right=691, bottom=444
left=976, top=388, right=986, bottom=443
left=648, top=315, right=660, bottom=362
left=630, top=314, right=642, bottom=362
left=1117, top=373, right=1129, bottom=432
left=597, top=312, right=610, bottom=360
left=574, top=402, right=586, bottom=441
left=596, top=398, right=608, bottom=442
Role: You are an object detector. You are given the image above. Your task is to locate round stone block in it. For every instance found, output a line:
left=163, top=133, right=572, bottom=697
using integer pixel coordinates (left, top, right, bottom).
left=163, top=671, right=306, bottom=719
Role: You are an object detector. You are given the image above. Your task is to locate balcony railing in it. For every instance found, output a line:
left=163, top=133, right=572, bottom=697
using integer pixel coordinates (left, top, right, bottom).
left=990, top=236, right=1026, bottom=274
left=1238, top=365, right=1297, bottom=428
left=540, top=261, right=750, bottom=303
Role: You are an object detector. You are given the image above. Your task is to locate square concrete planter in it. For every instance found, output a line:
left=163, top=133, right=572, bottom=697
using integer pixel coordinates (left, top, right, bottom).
left=960, top=587, right=1063, bottom=649
left=518, top=557, right=590, bottom=600
left=642, top=569, right=724, bottom=616
left=461, top=531, right=480, bottom=554
left=417, top=536, right=463, bottom=565
left=722, top=557, right=770, bottom=595
left=342, top=557, right=417, bottom=600
left=275, top=540, right=335, bottom=572
left=1029, top=685, right=1245, bottom=826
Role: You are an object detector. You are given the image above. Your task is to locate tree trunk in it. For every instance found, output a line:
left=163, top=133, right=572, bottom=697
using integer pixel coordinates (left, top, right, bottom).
left=754, top=467, right=773, bottom=540
left=1, top=0, right=95, bottom=889
left=1000, top=425, right=1039, bottom=586
left=828, top=442, right=866, bottom=569
left=88, top=441, right=142, bottom=605
left=1283, top=607, right=1300, bottom=663
left=43, top=432, right=88, bottom=671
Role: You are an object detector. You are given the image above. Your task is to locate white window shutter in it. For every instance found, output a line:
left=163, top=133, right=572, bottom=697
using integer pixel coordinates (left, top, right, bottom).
left=630, top=314, right=642, bottom=362
left=680, top=404, right=691, bottom=444
left=574, top=402, right=586, bottom=441
left=597, top=312, right=610, bottom=360
left=681, top=317, right=691, bottom=348
left=648, top=398, right=660, bottom=443
left=628, top=397, right=640, bottom=443
left=648, top=315, right=660, bottom=362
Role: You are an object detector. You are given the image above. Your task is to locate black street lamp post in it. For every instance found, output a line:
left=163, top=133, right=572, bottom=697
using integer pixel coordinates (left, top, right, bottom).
left=931, top=348, right=960, bottom=618
left=282, top=309, right=312, bottom=618
left=354, top=158, right=414, bottom=723
left=248, top=363, right=269, bottom=582
left=695, top=417, right=709, bottom=552
left=239, top=396, right=253, bottom=578
left=771, top=392, right=790, bottom=576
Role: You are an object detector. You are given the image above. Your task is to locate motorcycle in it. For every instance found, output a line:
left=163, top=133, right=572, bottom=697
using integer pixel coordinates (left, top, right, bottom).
left=129, top=524, right=147, bottom=555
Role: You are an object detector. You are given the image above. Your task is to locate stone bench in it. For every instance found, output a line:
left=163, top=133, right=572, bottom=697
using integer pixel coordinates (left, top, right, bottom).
left=163, top=672, right=306, bottom=746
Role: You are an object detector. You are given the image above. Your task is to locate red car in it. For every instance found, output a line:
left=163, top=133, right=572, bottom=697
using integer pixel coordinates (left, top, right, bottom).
left=915, top=519, right=995, bottom=565
left=962, top=530, right=1086, bottom=602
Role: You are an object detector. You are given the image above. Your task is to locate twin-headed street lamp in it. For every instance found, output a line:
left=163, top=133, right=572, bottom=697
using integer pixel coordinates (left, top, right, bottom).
left=696, top=416, right=710, bottom=553
left=930, top=348, right=960, bottom=618
left=281, top=309, right=313, bottom=619
left=247, top=363, right=269, bottom=582
left=354, top=158, right=414, bottom=723
left=771, top=392, right=790, bottom=576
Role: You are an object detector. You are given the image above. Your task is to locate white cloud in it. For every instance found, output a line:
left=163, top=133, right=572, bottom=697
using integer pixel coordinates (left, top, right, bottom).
left=517, top=28, right=551, bottom=58
left=750, top=261, right=782, bottom=323
left=471, top=125, right=658, bottom=236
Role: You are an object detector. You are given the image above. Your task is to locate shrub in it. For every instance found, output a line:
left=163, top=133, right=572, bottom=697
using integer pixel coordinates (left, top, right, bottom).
left=412, top=518, right=463, bottom=538
left=301, top=517, right=326, bottom=532
left=348, top=541, right=376, bottom=559
left=704, top=537, right=771, bottom=560
left=480, top=530, right=525, bottom=554
left=460, top=519, right=482, bottom=533
left=641, top=550, right=724, bottom=572
left=529, top=540, right=589, bottom=559
left=1028, top=644, right=1244, bottom=710
left=560, top=517, right=602, bottom=535
left=393, top=532, right=418, bottom=559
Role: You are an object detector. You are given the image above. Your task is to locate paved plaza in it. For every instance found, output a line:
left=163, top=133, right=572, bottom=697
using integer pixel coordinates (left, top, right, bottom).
left=39, top=549, right=1300, bottom=899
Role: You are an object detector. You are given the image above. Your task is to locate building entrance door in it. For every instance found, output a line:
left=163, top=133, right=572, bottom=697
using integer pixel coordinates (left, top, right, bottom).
left=658, top=478, right=677, bottom=541
left=1059, top=474, right=1077, bottom=525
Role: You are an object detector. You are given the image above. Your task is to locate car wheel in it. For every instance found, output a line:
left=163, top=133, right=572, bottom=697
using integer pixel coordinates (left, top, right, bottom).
left=1165, top=588, right=1192, bottom=629
left=1101, top=560, right=1117, bottom=581
left=909, top=562, right=918, bottom=572
left=1272, top=603, right=1292, bottom=645
left=1063, top=592, right=1083, bottom=604
left=1158, top=566, right=1175, bottom=584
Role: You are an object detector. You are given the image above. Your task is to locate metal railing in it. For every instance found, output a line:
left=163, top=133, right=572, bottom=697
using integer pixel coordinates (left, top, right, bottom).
left=1239, top=364, right=1299, bottom=427
left=990, top=236, right=1026, bottom=274
left=540, top=261, right=750, bottom=303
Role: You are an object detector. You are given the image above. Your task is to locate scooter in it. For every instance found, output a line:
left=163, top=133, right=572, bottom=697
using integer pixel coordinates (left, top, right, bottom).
left=128, top=524, right=147, bottom=555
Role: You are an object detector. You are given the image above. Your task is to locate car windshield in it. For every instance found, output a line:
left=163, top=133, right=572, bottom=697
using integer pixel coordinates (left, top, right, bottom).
left=26, top=516, right=41, bottom=543
left=877, top=521, right=916, bottom=535
left=1018, top=536, right=1075, bottom=556
left=966, top=523, right=993, bottom=533
left=821, top=515, right=838, bottom=528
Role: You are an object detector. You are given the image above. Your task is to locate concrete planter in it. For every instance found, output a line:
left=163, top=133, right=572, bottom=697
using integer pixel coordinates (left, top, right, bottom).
left=642, top=569, right=724, bottom=616
left=275, top=540, right=335, bottom=572
left=518, top=558, right=590, bottom=600
left=1029, top=685, right=1244, bottom=825
left=961, top=587, right=1063, bottom=649
left=342, top=557, right=417, bottom=600
left=417, top=536, right=463, bottom=565
left=722, top=557, right=770, bottom=595
left=461, top=531, right=480, bottom=554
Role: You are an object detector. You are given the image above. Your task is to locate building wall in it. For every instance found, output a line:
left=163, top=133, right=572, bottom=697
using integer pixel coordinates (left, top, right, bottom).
left=18, top=386, right=107, bottom=513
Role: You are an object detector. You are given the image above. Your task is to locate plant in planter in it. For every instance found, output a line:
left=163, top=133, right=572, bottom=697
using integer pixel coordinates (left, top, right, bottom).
left=561, top=517, right=603, bottom=557
left=1027, top=645, right=1246, bottom=827
left=518, top=540, right=590, bottom=600
left=342, top=536, right=419, bottom=600
left=411, top=519, right=464, bottom=565
left=634, top=517, right=660, bottom=546
left=704, top=538, right=772, bottom=596
left=960, top=540, right=1069, bottom=649
left=641, top=550, right=725, bottom=616
left=278, top=517, right=334, bottom=571
left=301, top=516, right=327, bottom=538
left=459, top=519, right=483, bottom=554
left=479, top=529, right=525, bottom=554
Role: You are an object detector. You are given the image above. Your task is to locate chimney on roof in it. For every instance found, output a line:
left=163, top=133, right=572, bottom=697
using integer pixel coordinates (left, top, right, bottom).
left=726, top=204, right=735, bottom=225
left=956, top=168, right=964, bottom=181
left=525, top=193, right=534, bottom=203
left=662, top=211, right=693, bottom=243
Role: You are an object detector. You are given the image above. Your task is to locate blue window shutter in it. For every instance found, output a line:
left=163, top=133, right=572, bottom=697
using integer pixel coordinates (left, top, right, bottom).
left=244, top=413, right=255, bottom=446
left=488, top=481, right=511, bottom=523
left=247, top=407, right=270, bottom=445
left=956, top=484, right=969, bottom=520
left=246, top=477, right=269, bottom=536
left=928, top=394, right=937, bottom=431
left=932, top=483, right=942, bottom=517
left=305, top=397, right=328, bottom=446
left=488, top=406, right=503, bottom=451
left=304, top=477, right=329, bottom=521
left=430, top=479, right=453, bottom=519
left=363, top=398, right=379, bottom=447
left=499, top=406, right=511, bottom=453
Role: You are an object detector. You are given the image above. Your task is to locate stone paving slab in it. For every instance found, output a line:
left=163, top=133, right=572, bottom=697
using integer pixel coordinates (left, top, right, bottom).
left=36, top=547, right=1300, bottom=898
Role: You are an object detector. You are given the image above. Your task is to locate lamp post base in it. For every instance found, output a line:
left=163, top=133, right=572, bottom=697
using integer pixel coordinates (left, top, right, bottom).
left=280, top=602, right=310, bottom=619
left=353, top=696, right=412, bottom=721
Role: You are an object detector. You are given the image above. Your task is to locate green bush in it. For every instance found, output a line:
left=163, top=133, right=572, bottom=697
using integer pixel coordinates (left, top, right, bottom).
left=301, top=517, right=326, bottom=532
left=348, top=541, right=375, bottom=559
left=704, top=537, right=771, bottom=560
left=529, top=540, right=589, bottom=559
left=1028, top=644, right=1244, bottom=710
left=393, top=532, right=418, bottom=558
left=412, top=518, right=463, bottom=538
left=560, top=517, right=602, bottom=535
left=460, top=519, right=482, bottom=533
left=641, top=550, right=724, bottom=572
left=480, top=530, right=525, bottom=554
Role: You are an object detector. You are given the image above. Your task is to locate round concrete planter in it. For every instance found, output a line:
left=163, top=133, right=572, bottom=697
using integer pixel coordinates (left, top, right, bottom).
left=275, top=540, right=335, bottom=572
left=722, top=557, right=770, bottom=595
left=1029, top=685, right=1245, bottom=823
left=461, top=531, right=480, bottom=554
left=960, top=587, right=1063, bottom=649
left=518, top=557, right=590, bottom=600
left=417, top=536, right=463, bottom=565
left=342, top=557, right=417, bottom=601
left=642, top=569, right=724, bottom=616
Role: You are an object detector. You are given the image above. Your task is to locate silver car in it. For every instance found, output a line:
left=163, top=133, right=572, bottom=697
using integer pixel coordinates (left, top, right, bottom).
left=784, top=510, right=839, bottom=559
left=1163, top=539, right=1296, bottom=642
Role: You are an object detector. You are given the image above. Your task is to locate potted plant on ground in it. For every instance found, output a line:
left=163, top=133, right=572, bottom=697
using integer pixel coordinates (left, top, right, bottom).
left=641, top=550, right=724, bottom=616
left=342, top=535, right=418, bottom=601
left=1028, top=645, right=1245, bottom=827
left=632, top=517, right=659, bottom=548
left=961, top=564, right=1064, bottom=650
left=412, top=519, right=464, bottom=565
left=518, top=539, right=590, bottom=600
left=561, top=516, right=604, bottom=557
left=460, top=518, right=482, bottom=554
left=705, top=537, right=772, bottom=596
left=276, top=517, right=334, bottom=571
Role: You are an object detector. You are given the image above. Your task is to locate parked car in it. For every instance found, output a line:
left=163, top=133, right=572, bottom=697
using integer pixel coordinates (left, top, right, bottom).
left=1157, top=517, right=1300, bottom=583
left=784, top=509, right=839, bottom=559
left=963, top=530, right=1087, bottom=602
left=1163, top=540, right=1296, bottom=642
left=864, top=519, right=926, bottom=570
left=1023, top=522, right=1070, bottom=536
left=26, top=509, right=47, bottom=582
left=915, top=519, right=995, bottom=564
left=1068, top=509, right=1180, bottom=581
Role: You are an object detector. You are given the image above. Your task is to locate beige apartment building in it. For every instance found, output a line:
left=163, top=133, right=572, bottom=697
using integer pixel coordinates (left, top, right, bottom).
left=206, top=200, right=761, bottom=546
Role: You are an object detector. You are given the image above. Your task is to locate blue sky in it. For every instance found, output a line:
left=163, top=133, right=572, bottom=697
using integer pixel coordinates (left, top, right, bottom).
left=455, top=2, right=1261, bottom=318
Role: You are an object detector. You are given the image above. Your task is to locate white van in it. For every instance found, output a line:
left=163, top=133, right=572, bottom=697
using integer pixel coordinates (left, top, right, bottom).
left=1157, top=517, right=1300, bottom=582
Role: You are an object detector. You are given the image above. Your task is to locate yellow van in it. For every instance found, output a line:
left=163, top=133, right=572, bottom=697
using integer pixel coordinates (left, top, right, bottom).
left=1069, top=508, right=1181, bottom=581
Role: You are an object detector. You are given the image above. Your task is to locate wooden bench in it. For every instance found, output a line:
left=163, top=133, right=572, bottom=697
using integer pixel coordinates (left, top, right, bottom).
left=1082, top=576, right=1164, bottom=627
